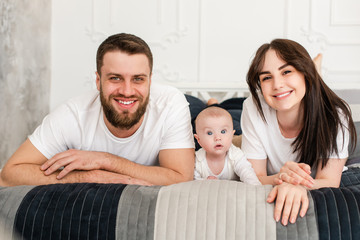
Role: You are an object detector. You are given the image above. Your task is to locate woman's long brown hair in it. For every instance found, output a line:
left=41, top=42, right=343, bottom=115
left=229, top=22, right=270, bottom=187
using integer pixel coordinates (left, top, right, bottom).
left=246, top=39, right=357, bottom=169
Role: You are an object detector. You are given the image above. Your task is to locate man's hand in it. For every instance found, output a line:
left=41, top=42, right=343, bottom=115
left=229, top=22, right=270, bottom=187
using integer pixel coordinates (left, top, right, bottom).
left=41, top=149, right=105, bottom=179
left=267, top=182, right=309, bottom=225
left=273, top=162, right=314, bottom=188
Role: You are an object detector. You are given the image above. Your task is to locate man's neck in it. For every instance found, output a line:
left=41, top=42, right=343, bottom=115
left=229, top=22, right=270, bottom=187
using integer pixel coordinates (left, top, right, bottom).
left=103, top=114, right=144, bottom=138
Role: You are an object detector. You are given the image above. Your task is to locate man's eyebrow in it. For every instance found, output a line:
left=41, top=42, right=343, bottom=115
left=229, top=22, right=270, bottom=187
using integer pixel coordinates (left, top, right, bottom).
left=259, top=63, right=289, bottom=75
left=106, top=72, right=122, bottom=77
left=133, top=74, right=148, bottom=77
left=105, top=73, right=148, bottom=77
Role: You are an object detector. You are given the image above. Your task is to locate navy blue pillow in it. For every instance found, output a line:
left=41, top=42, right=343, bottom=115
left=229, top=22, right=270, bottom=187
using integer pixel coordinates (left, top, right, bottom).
left=346, top=121, right=360, bottom=165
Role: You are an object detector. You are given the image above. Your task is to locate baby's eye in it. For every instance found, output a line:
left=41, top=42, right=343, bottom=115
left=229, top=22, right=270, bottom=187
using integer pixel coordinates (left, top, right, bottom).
left=207, top=131, right=213, bottom=136
left=221, top=129, right=227, bottom=134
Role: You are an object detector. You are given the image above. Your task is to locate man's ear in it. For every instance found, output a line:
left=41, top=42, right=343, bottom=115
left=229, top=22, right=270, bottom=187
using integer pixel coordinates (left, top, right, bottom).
left=95, top=72, right=101, bottom=91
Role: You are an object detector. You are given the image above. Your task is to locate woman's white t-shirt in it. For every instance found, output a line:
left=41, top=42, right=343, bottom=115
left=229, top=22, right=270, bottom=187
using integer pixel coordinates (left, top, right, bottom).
left=241, top=94, right=349, bottom=175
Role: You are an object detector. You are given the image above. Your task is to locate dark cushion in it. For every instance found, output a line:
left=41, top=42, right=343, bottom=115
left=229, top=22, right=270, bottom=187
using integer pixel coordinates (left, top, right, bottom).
left=347, top=121, right=360, bottom=165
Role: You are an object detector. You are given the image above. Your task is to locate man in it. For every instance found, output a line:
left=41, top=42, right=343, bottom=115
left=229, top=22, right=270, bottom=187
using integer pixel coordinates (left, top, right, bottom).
left=0, top=33, right=195, bottom=186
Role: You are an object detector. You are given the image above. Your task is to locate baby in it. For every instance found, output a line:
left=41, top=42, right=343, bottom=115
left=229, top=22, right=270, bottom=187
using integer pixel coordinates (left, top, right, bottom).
left=194, top=106, right=260, bottom=185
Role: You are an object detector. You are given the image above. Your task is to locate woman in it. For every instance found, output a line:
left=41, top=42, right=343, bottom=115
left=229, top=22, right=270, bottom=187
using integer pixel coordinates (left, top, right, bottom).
left=241, top=39, right=357, bottom=225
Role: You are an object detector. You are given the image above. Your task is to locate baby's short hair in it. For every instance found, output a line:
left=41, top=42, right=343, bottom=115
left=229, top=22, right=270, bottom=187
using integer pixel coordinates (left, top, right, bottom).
left=195, top=106, right=233, bottom=133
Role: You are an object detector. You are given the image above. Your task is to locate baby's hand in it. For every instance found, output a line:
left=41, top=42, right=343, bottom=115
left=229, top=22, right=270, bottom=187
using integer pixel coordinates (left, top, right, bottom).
left=207, top=176, right=217, bottom=180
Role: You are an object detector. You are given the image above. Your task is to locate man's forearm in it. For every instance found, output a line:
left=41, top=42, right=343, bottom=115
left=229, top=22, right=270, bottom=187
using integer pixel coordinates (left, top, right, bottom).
left=100, top=151, right=194, bottom=186
left=101, top=156, right=191, bottom=185
left=0, top=163, right=146, bottom=186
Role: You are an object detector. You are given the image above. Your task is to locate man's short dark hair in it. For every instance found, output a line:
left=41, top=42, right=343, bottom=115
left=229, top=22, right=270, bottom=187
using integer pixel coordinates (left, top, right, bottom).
left=96, top=33, right=153, bottom=75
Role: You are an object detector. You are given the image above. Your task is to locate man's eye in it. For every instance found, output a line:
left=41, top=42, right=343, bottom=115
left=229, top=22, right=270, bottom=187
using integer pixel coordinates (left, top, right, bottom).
left=110, top=77, right=120, bottom=81
left=134, top=77, right=144, bottom=82
left=221, top=129, right=226, bottom=134
left=207, top=131, right=213, bottom=136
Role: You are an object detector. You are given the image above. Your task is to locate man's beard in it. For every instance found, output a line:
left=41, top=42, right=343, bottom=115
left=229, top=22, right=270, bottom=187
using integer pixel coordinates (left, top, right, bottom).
left=100, top=87, right=149, bottom=130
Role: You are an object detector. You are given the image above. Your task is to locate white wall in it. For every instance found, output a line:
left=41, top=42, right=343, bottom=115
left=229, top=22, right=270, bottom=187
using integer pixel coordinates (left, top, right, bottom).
left=0, top=0, right=51, bottom=167
left=51, top=0, right=360, bottom=110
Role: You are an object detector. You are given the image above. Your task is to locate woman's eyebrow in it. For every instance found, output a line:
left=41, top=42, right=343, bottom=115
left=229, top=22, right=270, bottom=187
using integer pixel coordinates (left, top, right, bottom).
left=278, top=63, right=289, bottom=70
left=259, top=63, right=290, bottom=75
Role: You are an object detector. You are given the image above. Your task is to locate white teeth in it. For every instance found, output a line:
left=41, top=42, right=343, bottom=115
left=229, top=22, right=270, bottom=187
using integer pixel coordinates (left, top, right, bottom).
left=276, top=92, right=291, bottom=98
left=118, top=100, right=134, bottom=105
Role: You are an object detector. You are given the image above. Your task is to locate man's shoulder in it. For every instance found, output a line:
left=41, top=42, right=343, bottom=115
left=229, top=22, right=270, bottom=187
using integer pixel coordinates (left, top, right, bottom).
left=149, top=83, right=186, bottom=106
left=150, top=82, right=182, bottom=96
left=64, top=90, right=100, bottom=112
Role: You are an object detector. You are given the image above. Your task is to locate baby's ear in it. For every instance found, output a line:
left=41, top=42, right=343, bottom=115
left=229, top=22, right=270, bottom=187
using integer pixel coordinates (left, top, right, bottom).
left=194, top=134, right=200, bottom=142
left=232, top=130, right=236, bottom=135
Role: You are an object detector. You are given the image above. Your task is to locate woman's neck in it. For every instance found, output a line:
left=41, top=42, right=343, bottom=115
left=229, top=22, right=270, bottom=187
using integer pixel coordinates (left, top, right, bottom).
left=276, top=107, right=303, bottom=138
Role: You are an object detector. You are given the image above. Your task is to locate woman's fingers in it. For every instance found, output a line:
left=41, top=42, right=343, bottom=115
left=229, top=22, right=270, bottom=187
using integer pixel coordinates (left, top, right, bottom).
left=269, top=183, right=309, bottom=225
left=300, top=193, right=309, bottom=217
left=298, top=163, right=312, bottom=174
left=289, top=194, right=301, bottom=224
left=280, top=162, right=315, bottom=188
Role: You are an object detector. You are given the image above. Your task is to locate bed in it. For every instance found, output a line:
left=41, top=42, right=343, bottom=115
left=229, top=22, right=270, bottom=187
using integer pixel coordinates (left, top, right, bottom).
left=1, top=166, right=360, bottom=240
left=1, top=92, right=359, bottom=240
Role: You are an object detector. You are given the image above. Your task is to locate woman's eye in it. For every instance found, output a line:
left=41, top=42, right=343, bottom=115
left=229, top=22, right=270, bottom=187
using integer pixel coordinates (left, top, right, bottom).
left=221, top=129, right=227, bottom=134
left=261, top=76, right=271, bottom=81
left=207, top=131, right=213, bottom=136
left=283, top=70, right=291, bottom=75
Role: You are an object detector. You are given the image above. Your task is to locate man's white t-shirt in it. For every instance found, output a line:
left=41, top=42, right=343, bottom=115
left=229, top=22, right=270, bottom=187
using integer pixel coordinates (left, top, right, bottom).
left=241, top=94, right=349, bottom=176
left=29, top=83, right=195, bottom=166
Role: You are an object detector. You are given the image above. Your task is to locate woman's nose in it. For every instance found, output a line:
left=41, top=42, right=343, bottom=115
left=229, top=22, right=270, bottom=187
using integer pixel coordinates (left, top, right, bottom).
left=273, top=75, right=285, bottom=89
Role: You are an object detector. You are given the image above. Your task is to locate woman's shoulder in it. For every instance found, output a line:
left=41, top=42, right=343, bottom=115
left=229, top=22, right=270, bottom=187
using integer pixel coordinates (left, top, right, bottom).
left=243, top=93, right=274, bottom=118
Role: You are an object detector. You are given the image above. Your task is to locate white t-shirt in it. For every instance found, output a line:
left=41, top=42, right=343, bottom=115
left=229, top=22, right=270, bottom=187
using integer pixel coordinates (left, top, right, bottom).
left=29, top=83, right=195, bottom=166
left=194, top=144, right=261, bottom=185
left=241, top=94, right=349, bottom=176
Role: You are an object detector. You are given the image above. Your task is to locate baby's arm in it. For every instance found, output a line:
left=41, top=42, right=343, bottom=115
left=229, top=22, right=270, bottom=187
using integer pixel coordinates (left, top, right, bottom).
left=194, top=168, right=203, bottom=180
left=233, top=149, right=261, bottom=185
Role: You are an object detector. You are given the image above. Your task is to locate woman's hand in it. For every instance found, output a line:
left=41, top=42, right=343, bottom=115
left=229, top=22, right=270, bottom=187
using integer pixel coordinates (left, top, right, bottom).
left=273, top=162, right=314, bottom=188
left=267, top=182, right=309, bottom=225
